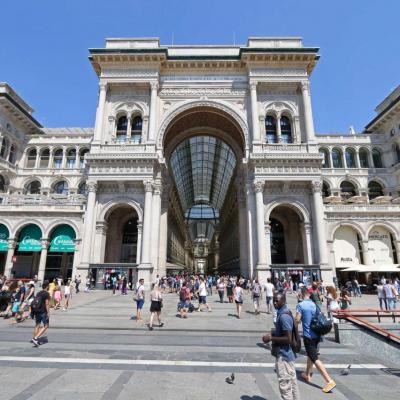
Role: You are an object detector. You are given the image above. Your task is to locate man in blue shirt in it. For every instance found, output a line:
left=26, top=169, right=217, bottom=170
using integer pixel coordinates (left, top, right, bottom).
left=296, top=287, right=336, bottom=393
left=263, top=292, right=300, bottom=400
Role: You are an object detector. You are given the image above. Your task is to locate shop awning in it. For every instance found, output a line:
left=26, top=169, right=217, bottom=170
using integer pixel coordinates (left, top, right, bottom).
left=18, top=225, right=42, bottom=252
left=357, top=265, right=400, bottom=273
left=341, top=265, right=400, bottom=273
left=49, top=225, right=76, bottom=252
left=0, top=224, right=9, bottom=251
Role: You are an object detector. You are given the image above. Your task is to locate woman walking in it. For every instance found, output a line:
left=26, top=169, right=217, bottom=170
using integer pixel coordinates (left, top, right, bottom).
left=54, top=282, right=62, bottom=310
left=340, top=288, right=351, bottom=310
left=217, top=279, right=225, bottom=303
left=226, top=279, right=234, bottom=303
left=325, top=286, right=340, bottom=319
left=148, top=283, right=164, bottom=330
left=63, top=279, right=72, bottom=310
left=233, top=282, right=244, bottom=319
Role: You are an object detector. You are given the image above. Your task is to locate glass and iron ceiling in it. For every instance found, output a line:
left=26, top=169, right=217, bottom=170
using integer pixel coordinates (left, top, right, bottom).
left=170, top=136, right=237, bottom=241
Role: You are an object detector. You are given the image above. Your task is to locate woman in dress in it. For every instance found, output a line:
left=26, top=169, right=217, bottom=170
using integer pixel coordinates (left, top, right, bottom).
left=226, top=279, right=234, bottom=303
left=339, top=288, right=351, bottom=311
left=149, top=283, right=164, bottom=330
left=325, top=286, right=340, bottom=319
left=54, top=283, right=62, bottom=310
left=63, top=279, right=72, bottom=310
left=233, top=282, right=244, bottom=319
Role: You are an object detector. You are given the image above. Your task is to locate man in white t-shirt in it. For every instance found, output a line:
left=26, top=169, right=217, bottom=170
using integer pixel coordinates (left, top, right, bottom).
left=197, top=277, right=212, bottom=312
left=264, top=278, right=275, bottom=314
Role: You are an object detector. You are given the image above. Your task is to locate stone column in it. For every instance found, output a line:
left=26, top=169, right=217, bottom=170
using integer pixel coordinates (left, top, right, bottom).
left=265, top=222, right=272, bottom=265
left=276, top=116, right=282, bottom=143
left=328, top=149, right=333, bottom=169
left=94, top=82, right=108, bottom=143
left=75, top=146, right=80, bottom=169
left=37, top=239, right=49, bottom=284
left=238, top=188, right=249, bottom=278
left=34, top=146, right=40, bottom=169
left=300, top=81, right=315, bottom=142
left=362, top=240, right=372, bottom=265
left=94, top=222, right=108, bottom=263
left=80, top=181, right=97, bottom=265
left=395, top=241, right=400, bottom=265
left=355, top=149, right=361, bottom=168
left=250, top=82, right=261, bottom=143
left=254, top=181, right=268, bottom=281
left=157, top=192, right=169, bottom=277
left=139, top=181, right=153, bottom=287
left=4, top=239, right=16, bottom=279
left=148, top=82, right=159, bottom=142
left=343, top=149, right=348, bottom=169
left=246, top=182, right=257, bottom=278
left=136, top=221, right=143, bottom=265
left=311, top=180, right=333, bottom=284
left=150, top=182, right=162, bottom=273
left=48, top=147, right=54, bottom=169
left=61, top=146, right=67, bottom=169
left=302, top=222, right=313, bottom=264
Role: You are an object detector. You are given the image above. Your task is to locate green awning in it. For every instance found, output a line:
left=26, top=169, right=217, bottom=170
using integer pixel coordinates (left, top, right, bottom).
left=49, top=225, right=76, bottom=253
left=18, top=225, right=42, bottom=252
left=0, top=224, right=9, bottom=251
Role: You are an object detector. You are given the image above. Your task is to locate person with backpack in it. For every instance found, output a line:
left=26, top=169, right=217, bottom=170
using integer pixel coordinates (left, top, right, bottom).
left=295, top=287, right=336, bottom=393
left=30, top=281, right=50, bottom=347
left=252, top=279, right=262, bottom=315
left=179, top=281, right=191, bottom=318
left=262, top=292, right=300, bottom=400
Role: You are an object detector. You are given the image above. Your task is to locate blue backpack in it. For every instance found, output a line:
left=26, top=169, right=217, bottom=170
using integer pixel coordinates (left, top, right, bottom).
left=310, top=305, right=333, bottom=336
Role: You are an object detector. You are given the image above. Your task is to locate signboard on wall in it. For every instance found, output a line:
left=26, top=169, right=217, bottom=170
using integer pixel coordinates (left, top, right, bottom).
left=49, top=225, right=76, bottom=253
left=18, top=225, right=42, bottom=252
left=368, top=227, right=393, bottom=265
left=333, top=226, right=362, bottom=267
left=0, top=224, right=9, bottom=251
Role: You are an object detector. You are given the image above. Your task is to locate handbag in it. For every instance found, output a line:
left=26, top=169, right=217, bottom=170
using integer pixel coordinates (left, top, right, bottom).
left=310, top=305, right=333, bottom=335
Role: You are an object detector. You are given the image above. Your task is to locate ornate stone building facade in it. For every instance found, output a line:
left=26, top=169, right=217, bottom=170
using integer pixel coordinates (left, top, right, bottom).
left=0, top=37, right=399, bottom=287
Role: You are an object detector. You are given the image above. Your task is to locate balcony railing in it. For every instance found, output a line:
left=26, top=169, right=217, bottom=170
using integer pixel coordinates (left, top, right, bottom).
left=0, top=193, right=87, bottom=207
left=251, top=143, right=320, bottom=156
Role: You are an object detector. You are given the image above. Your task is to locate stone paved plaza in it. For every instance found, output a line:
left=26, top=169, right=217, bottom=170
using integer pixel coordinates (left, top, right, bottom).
left=0, top=290, right=399, bottom=400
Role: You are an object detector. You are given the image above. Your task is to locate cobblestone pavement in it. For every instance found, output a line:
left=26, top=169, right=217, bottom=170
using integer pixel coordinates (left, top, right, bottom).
left=0, top=290, right=399, bottom=400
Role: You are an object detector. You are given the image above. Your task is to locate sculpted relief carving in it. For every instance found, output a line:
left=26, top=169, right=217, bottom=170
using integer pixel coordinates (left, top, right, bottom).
left=159, top=87, right=247, bottom=97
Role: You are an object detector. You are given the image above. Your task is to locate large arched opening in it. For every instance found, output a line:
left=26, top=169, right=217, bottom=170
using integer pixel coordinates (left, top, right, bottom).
left=162, top=106, right=247, bottom=276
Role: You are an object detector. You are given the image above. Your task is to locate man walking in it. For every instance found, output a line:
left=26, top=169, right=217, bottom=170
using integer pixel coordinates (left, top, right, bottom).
left=262, top=292, right=300, bottom=400
left=30, top=281, right=50, bottom=347
left=296, top=287, right=336, bottom=393
left=264, top=278, right=275, bottom=314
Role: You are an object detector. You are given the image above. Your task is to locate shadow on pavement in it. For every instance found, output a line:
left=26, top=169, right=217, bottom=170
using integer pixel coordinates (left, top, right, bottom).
left=240, top=395, right=267, bottom=400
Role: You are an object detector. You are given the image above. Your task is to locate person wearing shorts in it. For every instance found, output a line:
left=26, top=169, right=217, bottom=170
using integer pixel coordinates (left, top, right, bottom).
left=31, top=281, right=50, bottom=347
left=136, top=279, right=145, bottom=322
left=197, top=277, right=211, bottom=312
left=234, top=282, right=243, bottom=318
left=296, top=287, right=336, bottom=393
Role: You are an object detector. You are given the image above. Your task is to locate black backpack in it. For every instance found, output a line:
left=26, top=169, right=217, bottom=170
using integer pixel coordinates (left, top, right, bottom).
left=279, top=310, right=302, bottom=353
left=310, top=305, right=333, bottom=335
left=31, top=292, right=44, bottom=313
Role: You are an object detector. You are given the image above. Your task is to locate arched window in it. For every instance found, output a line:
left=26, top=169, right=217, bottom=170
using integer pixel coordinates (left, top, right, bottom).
left=26, top=148, right=37, bottom=168
left=0, top=138, right=9, bottom=158
left=265, top=116, right=277, bottom=143
left=0, top=176, right=5, bottom=192
left=280, top=116, right=292, bottom=143
left=77, top=182, right=88, bottom=195
left=26, top=180, right=41, bottom=195
left=332, top=148, right=343, bottom=168
left=359, top=148, right=369, bottom=168
left=53, top=149, right=63, bottom=169
left=372, top=148, right=383, bottom=168
left=53, top=180, right=68, bottom=195
left=8, top=145, right=15, bottom=164
left=79, top=148, right=89, bottom=169
left=322, top=182, right=330, bottom=198
left=368, top=181, right=384, bottom=200
left=395, top=144, right=400, bottom=164
left=345, top=148, right=356, bottom=168
left=131, top=116, right=143, bottom=144
left=340, top=181, right=356, bottom=199
left=319, top=148, right=330, bottom=168
left=116, top=116, right=128, bottom=142
left=66, top=148, right=76, bottom=169
left=39, top=149, right=50, bottom=168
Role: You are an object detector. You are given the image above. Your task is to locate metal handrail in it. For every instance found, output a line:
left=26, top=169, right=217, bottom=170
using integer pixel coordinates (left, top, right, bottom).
left=333, top=310, right=400, bottom=344
left=334, top=309, right=400, bottom=323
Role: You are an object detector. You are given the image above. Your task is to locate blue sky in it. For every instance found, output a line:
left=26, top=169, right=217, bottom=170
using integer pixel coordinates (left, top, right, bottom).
left=0, top=0, right=399, bottom=133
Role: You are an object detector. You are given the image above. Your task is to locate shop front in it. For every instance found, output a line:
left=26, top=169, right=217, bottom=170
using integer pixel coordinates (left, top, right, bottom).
left=270, top=264, right=321, bottom=287
left=0, top=224, right=9, bottom=274
left=89, top=263, right=138, bottom=289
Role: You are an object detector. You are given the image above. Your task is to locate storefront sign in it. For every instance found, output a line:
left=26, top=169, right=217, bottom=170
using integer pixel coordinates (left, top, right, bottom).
left=18, top=225, right=42, bottom=252
left=0, top=224, right=9, bottom=251
left=334, top=226, right=361, bottom=267
left=368, top=228, right=393, bottom=264
left=49, top=225, right=75, bottom=252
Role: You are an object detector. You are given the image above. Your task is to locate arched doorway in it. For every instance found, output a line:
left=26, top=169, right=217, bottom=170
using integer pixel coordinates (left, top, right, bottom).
left=13, top=224, right=42, bottom=278
left=270, top=218, right=286, bottom=264
left=100, top=205, right=139, bottom=288
left=45, top=224, right=76, bottom=280
left=0, top=224, right=10, bottom=274
left=162, top=105, right=246, bottom=277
